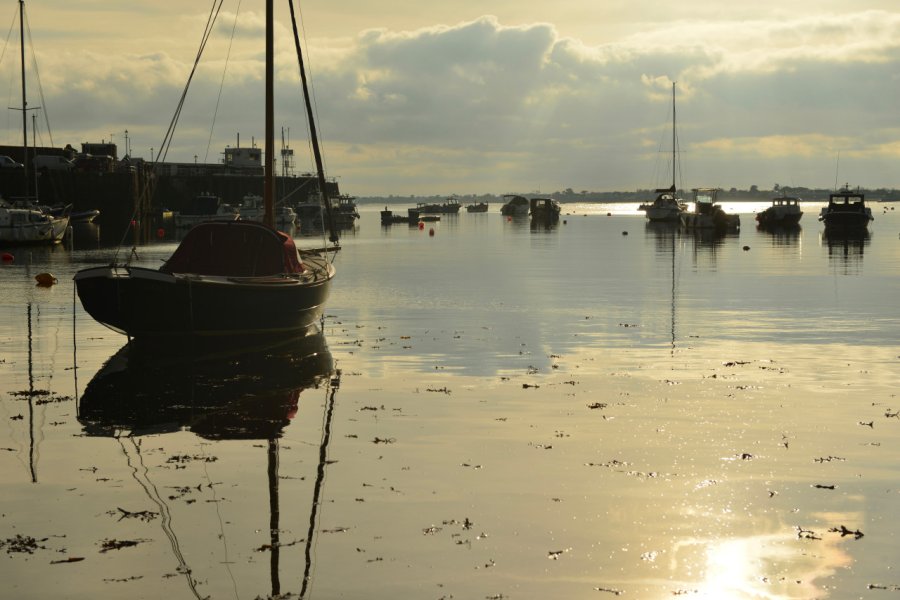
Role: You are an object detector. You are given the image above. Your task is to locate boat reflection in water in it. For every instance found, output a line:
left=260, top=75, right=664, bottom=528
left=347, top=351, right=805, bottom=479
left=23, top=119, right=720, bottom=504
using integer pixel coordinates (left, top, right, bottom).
left=759, top=224, right=803, bottom=247
left=79, top=329, right=334, bottom=438
left=822, top=230, right=870, bottom=273
left=78, top=328, right=337, bottom=598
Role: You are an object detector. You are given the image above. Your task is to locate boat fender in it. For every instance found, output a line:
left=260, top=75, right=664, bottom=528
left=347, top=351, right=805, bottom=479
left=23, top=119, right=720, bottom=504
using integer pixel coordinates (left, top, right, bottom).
left=35, top=272, right=58, bottom=286
left=1, top=252, right=13, bottom=263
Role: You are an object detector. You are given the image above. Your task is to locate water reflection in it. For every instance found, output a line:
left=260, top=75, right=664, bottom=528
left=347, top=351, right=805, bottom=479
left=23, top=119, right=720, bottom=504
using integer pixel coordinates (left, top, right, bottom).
left=645, top=221, right=679, bottom=255
left=678, top=530, right=852, bottom=598
left=502, top=213, right=531, bottom=232
left=529, top=217, right=559, bottom=232
left=78, top=330, right=336, bottom=598
left=757, top=224, right=802, bottom=247
left=645, top=222, right=679, bottom=354
left=822, top=230, right=870, bottom=273
left=79, top=330, right=333, bottom=438
left=67, top=222, right=102, bottom=250
left=688, top=227, right=738, bottom=250
left=24, top=303, right=39, bottom=483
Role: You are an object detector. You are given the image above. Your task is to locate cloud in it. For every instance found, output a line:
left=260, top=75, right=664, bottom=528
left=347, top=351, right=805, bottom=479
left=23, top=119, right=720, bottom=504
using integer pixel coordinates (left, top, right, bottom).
left=305, top=10, right=900, bottom=192
left=4, top=8, right=900, bottom=193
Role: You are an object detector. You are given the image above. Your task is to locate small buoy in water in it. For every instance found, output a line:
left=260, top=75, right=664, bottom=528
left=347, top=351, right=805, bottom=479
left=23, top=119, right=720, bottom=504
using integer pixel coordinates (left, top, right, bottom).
left=743, top=245, right=750, bottom=251
left=1, top=252, right=13, bottom=263
left=607, top=212, right=612, bottom=217
left=130, top=219, right=137, bottom=227
left=563, top=220, right=567, bottom=225
left=429, top=228, right=435, bottom=237
left=418, top=221, right=425, bottom=230
left=156, top=227, right=165, bottom=239
left=507, top=216, right=512, bottom=222
left=622, top=231, right=628, bottom=236
left=35, top=272, right=57, bottom=286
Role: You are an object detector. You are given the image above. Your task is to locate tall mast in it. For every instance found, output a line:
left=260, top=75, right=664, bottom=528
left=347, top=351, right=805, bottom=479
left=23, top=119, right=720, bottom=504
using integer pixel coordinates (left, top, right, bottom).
left=263, top=0, right=275, bottom=228
left=671, top=81, right=676, bottom=192
left=19, top=0, right=29, bottom=199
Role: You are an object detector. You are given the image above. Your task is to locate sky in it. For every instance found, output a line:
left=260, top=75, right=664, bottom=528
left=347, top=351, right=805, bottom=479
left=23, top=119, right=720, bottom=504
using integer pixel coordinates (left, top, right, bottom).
left=1, top=0, right=898, bottom=196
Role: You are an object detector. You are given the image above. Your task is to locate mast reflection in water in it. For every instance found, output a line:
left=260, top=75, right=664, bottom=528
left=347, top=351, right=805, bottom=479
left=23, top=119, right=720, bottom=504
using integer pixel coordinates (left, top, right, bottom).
left=77, top=329, right=337, bottom=599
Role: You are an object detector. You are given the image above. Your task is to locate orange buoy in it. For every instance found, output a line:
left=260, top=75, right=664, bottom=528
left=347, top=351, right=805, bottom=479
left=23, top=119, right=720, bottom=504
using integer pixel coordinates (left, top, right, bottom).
left=1, top=252, right=13, bottom=263
left=429, top=227, right=435, bottom=236
left=418, top=221, right=425, bottom=230
left=35, top=272, right=58, bottom=286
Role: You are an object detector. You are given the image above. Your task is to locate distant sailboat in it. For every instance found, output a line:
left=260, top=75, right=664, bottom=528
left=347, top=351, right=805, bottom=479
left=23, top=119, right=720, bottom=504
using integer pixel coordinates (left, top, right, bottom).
left=642, top=82, right=686, bottom=223
left=0, top=0, right=70, bottom=245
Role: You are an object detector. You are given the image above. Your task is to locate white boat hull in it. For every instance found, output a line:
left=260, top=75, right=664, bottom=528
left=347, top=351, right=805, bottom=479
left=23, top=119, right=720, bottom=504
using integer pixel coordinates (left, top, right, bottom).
left=0, top=207, right=69, bottom=244
left=645, top=206, right=682, bottom=222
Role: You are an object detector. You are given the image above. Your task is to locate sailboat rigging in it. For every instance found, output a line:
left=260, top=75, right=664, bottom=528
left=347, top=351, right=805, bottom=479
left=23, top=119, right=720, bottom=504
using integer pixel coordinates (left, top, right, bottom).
left=74, top=0, right=338, bottom=338
left=641, top=82, right=686, bottom=223
left=288, top=0, right=338, bottom=245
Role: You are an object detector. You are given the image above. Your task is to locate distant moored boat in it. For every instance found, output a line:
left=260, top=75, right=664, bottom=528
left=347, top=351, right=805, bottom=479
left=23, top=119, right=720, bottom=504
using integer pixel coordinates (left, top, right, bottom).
left=756, top=195, right=803, bottom=228
left=818, top=185, right=873, bottom=233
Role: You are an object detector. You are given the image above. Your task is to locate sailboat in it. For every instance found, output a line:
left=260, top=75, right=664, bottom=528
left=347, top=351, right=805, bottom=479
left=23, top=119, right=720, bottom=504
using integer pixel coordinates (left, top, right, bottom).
left=641, top=82, right=687, bottom=223
left=0, top=199, right=70, bottom=244
left=0, top=0, right=69, bottom=245
left=74, top=1, right=338, bottom=338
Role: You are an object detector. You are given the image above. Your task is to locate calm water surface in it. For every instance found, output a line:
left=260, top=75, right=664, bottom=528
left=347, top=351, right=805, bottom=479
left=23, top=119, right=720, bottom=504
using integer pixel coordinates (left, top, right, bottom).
left=1, top=202, right=899, bottom=599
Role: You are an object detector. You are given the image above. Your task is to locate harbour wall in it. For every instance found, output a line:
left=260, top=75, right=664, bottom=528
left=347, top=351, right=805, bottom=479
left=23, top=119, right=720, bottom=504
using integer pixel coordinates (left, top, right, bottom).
left=0, top=170, right=339, bottom=244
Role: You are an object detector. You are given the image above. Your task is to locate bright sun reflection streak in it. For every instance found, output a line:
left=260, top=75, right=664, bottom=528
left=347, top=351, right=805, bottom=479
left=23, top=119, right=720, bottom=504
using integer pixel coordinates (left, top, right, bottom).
left=673, top=529, right=853, bottom=600
left=700, top=536, right=785, bottom=599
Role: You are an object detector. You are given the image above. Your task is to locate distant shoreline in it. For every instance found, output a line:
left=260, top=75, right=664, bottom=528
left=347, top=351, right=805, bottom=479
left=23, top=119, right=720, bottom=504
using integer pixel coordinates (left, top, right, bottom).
left=358, top=188, right=899, bottom=205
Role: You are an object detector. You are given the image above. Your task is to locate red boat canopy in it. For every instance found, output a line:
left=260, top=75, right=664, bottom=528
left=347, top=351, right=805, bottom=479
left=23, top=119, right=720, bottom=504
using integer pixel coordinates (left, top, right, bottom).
left=161, top=221, right=304, bottom=277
